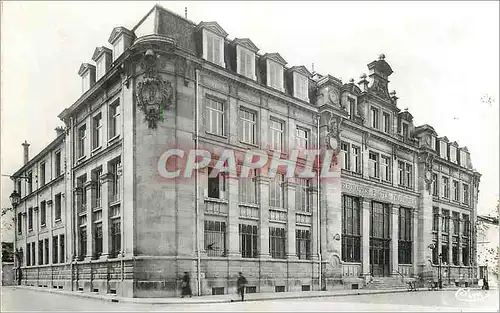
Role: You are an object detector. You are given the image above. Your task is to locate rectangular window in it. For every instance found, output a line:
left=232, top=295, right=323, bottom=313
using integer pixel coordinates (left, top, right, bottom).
left=31, top=242, right=36, bottom=266
left=38, top=240, right=43, bottom=265
left=459, top=150, right=467, bottom=167
left=441, top=210, right=450, bottom=233
left=239, top=224, right=257, bottom=258
left=26, top=243, right=31, bottom=266
left=239, top=108, right=256, bottom=144
left=383, top=112, right=391, bottom=133
left=296, top=229, right=311, bottom=260
left=341, top=195, right=361, bottom=262
left=369, top=152, right=379, bottom=178
left=294, top=73, right=308, bottom=101
left=94, top=222, right=103, bottom=258
left=269, top=173, right=284, bottom=208
left=77, top=174, right=87, bottom=213
left=27, top=172, right=33, bottom=194
left=351, top=145, right=361, bottom=173
left=452, top=212, right=459, bottom=235
left=462, top=215, right=470, bottom=236
left=92, top=169, right=102, bottom=208
left=296, top=178, right=311, bottom=213
left=55, top=151, right=61, bottom=177
left=239, top=170, right=257, bottom=204
left=398, top=207, right=412, bottom=264
left=341, top=142, right=349, bottom=170
left=295, top=127, right=308, bottom=149
left=269, top=227, right=286, bottom=259
left=96, top=58, right=105, bottom=81
left=206, top=31, right=223, bottom=65
left=78, top=125, right=86, bottom=158
left=432, top=242, right=438, bottom=265
left=206, top=97, right=225, bottom=136
left=370, top=107, right=379, bottom=129
left=268, top=61, right=283, bottom=91
left=92, top=113, right=102, bottom=149
left=405, top=163, right=412, bottom=188
left=207, top=167, right=226, bottom=199
left=204, top=220, right=226, bottom=257
left=40, top=162, right=46, bottom=186
left=17, top=180, right=22, bottom=197
left=28, top=207, right=33, bottom=230
left=381, top=156, right=391, bottom=182
left=453, top=180, right=459, bottom=201
left=40, top=201, right=46, bottom=227
left=109, top=159, right=120, bottom=203
left=441, top=245, right=449, bottom=264
left=450, top=146, right=457, bottom=163
left=110, top=218, right=121, bottom=258
left=17, top=213, right=22, bottom=234
left=269, top=118, right=284, bottom=151
left=59, top=234, right=65, bottom=263
left=52, top=236, right=58, bottom=264
left=432, top=173, right=438, bottom=196
left=432, top=207, right=439, bottom=231
left=463, top=184, right=469, bottom=205
left=79, top=227, right=87, bottom=259
left=442, top=177, right=450, bottom=198
left=44, top=238, right=49, bottom=265
left=402, top=122, right=409, bottom=138
left=238, top=47, right=254, bottom=79
left=462, top=244, right=469, bottom=266
left=440, top=141, right=448, bottom=159
left=109, top=101, right=120, bottom=139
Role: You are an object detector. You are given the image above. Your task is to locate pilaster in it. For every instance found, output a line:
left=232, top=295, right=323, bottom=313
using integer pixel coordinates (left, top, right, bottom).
left=73, top=187, right=83, bottom=260
left=361, top=198, right=371, bottom=277
left=84, top=180, right=94, bottom=260
left=227, top=176, right=240, bottom=257
left=311, top=185, right=319, bottom=260
left=99, top=170, right=111, bottom=258
left=285, top=180, right=297, bottom=259
left=391, top=205, right=399, bottom=275
left=412, top=208, right=419, bottom=276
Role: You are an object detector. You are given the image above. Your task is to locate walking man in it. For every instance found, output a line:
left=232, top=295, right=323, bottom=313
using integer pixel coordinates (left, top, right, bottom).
left=181, top=272, right=192, bottom=298
left=237, top=272, right=248, bottom=301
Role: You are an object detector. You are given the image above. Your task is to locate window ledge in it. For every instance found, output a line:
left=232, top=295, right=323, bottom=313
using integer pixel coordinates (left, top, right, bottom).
left=108, top=135, right=120, bottom=144
left=92, top=206, right=102, bottom=212
left=239, top=140, right=259, bottom=148
left=239, top=203, right=259, bottom=208
left=269, top=207, right=287, bottom=212
left=204, top=197, right=228, bottom=204
left=205, top=131, right=228, bottom=140
left=109, top=199, right=121, bottom=206
left=296, top=211, right=312, bottom=216
left=91, top=146, right=102, bottom=155
left=77, top=155, right=86, bottom=163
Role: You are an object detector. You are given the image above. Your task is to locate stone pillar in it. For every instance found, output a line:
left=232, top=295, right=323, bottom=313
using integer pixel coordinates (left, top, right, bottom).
left=285, top=180, right=297, bottom=259
left=84, top=180, right=94, bottom=260
left=257, top=176, right=270, bottom=258
left=361, top=198, right=371, bottom=278
left=227, top=176, right=240, bottom=257
left=458, top=217, right=464, bottom=266
left=437, top=211, right=442, bottom=257
left=99, top=170, right=110, bottom=258
left=412, top=208, right=418, bottom=276
left=391, top=205, right=399, bottom=275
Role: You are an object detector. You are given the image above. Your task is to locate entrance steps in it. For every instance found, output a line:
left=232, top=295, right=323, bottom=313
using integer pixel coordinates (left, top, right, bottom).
left=364, top=276, right=409, bottom=290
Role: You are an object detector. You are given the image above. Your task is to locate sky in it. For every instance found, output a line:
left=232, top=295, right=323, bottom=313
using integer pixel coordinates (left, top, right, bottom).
left=1, top=1, right=499, bottom=242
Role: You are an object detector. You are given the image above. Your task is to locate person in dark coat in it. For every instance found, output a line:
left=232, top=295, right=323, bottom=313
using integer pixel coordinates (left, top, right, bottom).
left=181, top=272, right=192, bottom=298
left=237, top=272, right=248, bottom=301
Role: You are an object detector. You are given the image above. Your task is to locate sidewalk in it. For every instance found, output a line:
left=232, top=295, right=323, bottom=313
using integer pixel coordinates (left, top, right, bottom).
left=7, top=285, right=463, bottom=305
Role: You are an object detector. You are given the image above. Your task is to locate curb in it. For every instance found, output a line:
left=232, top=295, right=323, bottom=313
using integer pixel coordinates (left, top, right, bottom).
left=7, top=285, right=465, bottom=305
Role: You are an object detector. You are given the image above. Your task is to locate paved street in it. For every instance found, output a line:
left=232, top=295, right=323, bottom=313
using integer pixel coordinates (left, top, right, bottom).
left=1, top=287, right=498, bottom=312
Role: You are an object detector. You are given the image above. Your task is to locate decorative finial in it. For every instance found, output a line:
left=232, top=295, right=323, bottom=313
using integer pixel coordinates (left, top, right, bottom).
left=390, top=90, right=396, bottom=96
left=360, top=73, right=367, bottom=79
left=379, top=53, right=386, bottom=60
left=349, top=78, right=354, bottom=83
left=185, top=7, right=188, bottom=19
left=404, top=107, right=408, bottom=112
left=311, top=63, right=315, bottom=74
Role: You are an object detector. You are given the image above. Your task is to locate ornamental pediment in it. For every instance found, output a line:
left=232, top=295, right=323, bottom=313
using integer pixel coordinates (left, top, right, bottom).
left=231, top=38, right=259, bottom=52
left=196, top=21, right=228, bottom=38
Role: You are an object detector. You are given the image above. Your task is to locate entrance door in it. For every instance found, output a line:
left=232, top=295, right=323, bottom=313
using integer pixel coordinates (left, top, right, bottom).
left=370, top=201, right=391, bottom=277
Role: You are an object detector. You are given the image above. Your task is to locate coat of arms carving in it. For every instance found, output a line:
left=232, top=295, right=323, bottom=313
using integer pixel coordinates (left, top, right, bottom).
left=136, top=77, right=173, bottom=129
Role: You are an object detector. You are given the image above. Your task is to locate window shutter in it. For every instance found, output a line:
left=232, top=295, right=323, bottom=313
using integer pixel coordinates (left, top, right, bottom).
left=239, top=49, right=246, bottom=76
left=214, top=36, right=221, bottom=65
left=207, top=34, right=214, bottom=62
left=245, top=52, right=252, bottom=78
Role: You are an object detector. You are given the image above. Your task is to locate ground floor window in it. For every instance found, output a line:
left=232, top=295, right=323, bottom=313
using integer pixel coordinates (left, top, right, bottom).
left=296, top=229, right=311, bottom=260
left=342, top=236, right=361, bottom=262
left=398, top=241, right=412, bottom=264
left=60, top=234, right=65, bottom=263
left=52, top=236, right=58, bottom=264
left=204, top=220, right=226, bottom=257
left=239, top=224, right=257, bottom=258
left=110, top=219, right=121, bottom=258
left=269, top=227, right=286, bottom=259
left=432, top=242, right=438, bottom=265
left=462, top=246, right=469, bottom=266
left=441, top=245, right=449, bottom=264
left=94, top=223, right=103, bottom=258
left=452, top=246, right=459, bottom=265
left=38, top=240, right=43, bottom=265
left=79, top=227, right=87, bottom=259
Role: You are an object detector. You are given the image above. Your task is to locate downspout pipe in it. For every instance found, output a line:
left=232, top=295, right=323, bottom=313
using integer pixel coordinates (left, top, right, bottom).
left=195, top=68, right=202, bottom=296
left=316, top=115, right=322, bottom=291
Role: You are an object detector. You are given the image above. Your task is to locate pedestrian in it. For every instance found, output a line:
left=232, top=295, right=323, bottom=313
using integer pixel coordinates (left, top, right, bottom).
left=181, top=272, right=192, bottom=298
left=237, top=272, right=248, bottom=301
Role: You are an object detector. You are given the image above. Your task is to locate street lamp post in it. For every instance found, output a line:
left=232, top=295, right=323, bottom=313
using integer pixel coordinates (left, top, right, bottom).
left=9, top=189, right=21, bottom=285
left=438, top=253, right=443, bottom=289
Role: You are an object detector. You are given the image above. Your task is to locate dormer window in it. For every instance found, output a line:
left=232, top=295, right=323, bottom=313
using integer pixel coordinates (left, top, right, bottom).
left=78, top=63, right=96, bottom=94
left=268, top=60, right=283, bottom=91
left=402, top=121, right=409, bottom=138
left=108, top=27, right=134, bottom=62
left=82, top=72, right=90, bottom=93
left=439, top=141, right=448, bottom=159
left=205, top=31, right=224, bottom=66
left=449, top=145, right=457, bottom=163
left=113, top=37, right=124, bottom=61
left=459, top=150, right=468, bottom=167
left=293, top=72, right=308, bottom=102
left=92, top=47, right=112, bottom=81
left=430, top=136, right=437, bottom=150
left=237, top=46, right=255, bottom=79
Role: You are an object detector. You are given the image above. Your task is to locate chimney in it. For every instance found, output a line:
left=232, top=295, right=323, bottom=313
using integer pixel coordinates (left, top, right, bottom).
left=22, top=140, right=30, bottom=165
left=55, top=126, right=65, bottom=137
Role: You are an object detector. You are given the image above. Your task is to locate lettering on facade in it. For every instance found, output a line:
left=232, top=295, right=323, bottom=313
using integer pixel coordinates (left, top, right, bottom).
left=341, top=181, right=417, bottom=206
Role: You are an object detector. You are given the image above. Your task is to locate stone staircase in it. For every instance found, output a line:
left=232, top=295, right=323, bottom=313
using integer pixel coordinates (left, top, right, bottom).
left=364, top=276, right=410, bottom=290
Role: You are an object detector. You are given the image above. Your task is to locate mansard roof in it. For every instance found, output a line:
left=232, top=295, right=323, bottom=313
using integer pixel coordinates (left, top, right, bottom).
left=317, top=74, right=342, bottom=88
left=78, top=63, right=95, bottom=76
left=342, top=79, right=362, bottom=95
left=288, top=65, right=312, bottom=78
left=368, top=54, right=394, bottom=77
left=231, top=38, right=259, bottom=52
left=261, top=52, right=287, bottom=65
left=414, top=124, right=438, bottom=136
left=196, top=21, right=228, bottom=38
left=108, top=26, right=134, bottom=44
left=399, top=109, right=413, bottom=121
left=92, top=46, right=112, bottom=61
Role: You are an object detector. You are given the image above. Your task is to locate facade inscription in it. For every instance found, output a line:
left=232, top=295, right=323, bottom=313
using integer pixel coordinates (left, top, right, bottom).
left=342, top=181, right=417, bottom=207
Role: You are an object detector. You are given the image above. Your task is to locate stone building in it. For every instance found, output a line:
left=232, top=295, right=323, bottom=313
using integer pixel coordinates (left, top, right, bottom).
left=10, top=4, right=481, bottom=297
